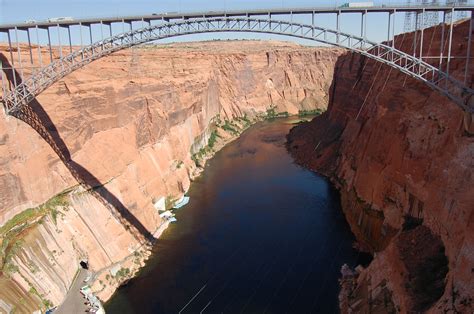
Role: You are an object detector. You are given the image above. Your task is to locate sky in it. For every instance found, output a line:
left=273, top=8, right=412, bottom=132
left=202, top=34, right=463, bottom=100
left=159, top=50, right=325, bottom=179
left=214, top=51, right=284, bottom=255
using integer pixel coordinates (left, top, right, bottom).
left=0, top=0, right=473, bottom=46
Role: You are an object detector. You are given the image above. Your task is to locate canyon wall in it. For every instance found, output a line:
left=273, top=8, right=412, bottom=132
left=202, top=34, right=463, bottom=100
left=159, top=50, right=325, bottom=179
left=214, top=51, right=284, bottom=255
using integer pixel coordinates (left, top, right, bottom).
left=0, top=41, right=343, bottom=312
left=288, top=21, right=473, bottom=313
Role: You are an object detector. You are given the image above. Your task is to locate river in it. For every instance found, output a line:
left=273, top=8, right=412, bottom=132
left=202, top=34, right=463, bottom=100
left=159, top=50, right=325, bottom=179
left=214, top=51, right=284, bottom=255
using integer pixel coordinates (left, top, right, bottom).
left=105, top=117, right=370, bottom=313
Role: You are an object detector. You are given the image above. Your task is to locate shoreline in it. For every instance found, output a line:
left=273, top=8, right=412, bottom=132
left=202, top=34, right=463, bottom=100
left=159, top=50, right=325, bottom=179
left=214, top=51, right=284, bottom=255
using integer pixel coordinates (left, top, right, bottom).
left=92, top=220, right=172, bottom=303
left=100, top=113, right=320, bottom=305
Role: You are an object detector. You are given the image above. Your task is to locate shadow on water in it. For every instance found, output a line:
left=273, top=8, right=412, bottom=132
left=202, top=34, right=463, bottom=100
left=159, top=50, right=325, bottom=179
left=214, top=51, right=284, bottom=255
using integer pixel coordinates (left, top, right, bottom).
left=106, top=118, right=372, bottom=314
left=0, top=53, right=153, bottom=244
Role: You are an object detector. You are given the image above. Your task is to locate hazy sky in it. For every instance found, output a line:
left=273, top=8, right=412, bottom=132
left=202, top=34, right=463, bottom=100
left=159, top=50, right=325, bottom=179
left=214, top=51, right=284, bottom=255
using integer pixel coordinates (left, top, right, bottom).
left=0, top=0, right=472, bottom=45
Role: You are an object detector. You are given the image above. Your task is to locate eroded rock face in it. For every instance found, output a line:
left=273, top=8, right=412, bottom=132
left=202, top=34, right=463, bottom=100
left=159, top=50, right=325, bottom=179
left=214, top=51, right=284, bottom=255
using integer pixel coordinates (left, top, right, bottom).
left=288, top=21, right=473, bottom=312
left=0, top=41, right=343, bottom=311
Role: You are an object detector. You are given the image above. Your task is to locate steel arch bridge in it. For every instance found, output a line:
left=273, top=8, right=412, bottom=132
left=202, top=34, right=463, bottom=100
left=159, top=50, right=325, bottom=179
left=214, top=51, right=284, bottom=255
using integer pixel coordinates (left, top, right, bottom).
left=0, top=8, right=473, bottom=243
left=3, top=17, right=474, bottom=115
left=2, top=16, right=474, bottom=114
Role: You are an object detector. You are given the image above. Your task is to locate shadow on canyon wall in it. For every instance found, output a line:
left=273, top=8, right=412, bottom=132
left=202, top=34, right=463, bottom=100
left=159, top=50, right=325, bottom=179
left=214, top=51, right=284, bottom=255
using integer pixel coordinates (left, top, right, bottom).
left=0, top=53, right=153, bottom=244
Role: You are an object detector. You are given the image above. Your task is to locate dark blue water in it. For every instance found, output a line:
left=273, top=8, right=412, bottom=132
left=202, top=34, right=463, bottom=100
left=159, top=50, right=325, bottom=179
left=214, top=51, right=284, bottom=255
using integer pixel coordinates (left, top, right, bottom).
left=105, top=118, right=369, bottom=314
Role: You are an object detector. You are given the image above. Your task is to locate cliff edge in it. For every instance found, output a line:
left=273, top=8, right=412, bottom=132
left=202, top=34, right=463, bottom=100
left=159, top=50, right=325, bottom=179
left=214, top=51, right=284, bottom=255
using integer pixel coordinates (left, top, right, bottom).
left=288, top=20, right=473, bottom=313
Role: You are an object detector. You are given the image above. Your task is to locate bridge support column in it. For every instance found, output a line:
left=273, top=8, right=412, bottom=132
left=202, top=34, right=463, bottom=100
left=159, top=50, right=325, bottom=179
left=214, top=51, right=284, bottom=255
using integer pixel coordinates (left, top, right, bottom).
left=35, top=26, right=43, bottom=70
left=387, top=11, right=391, bottom=43
left=439, top=12, right=446, bottom=73
left=6, top=31, right=18, bottom=92
left=26, top=28, right=34, bottom=65
left=89, top=24, right=93, bottom=44
left=0, top=58, right=6, bottom=106
left=391, top=9, right=396, bottom=62
left=100, top=21, right=104, bottom=40
left=46, top=27, right=53, bottom=63
left=56, top=24, right=63, bottom=60
left=447, top=8, right=454, bottom=78
left=360, top=10, right=366, bottom=48
left=67, top=26, right=73, bottom=54
left=413, top=12, right=419, bottom=57
left=420, top=9, right=425, bottom=61
left=464, top=11, right=473, bottom=85
left=14, top=27, right=24, bottom=78
left=79, top=23, right=83, bottom=49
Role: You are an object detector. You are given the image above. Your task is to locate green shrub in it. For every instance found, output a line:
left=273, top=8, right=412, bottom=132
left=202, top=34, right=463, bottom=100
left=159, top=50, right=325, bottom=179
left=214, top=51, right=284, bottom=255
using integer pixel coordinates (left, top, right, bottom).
left=0, top=191, right=69, bottom=273
left=208, top=131, right=219, bottom=149
left=115, top=267, right=131, bottom=279
left=298, top=108, right=323, bottom=117
left=221, top=121, right=238, bottom=135
left=265, top=106, right=289, bottom=119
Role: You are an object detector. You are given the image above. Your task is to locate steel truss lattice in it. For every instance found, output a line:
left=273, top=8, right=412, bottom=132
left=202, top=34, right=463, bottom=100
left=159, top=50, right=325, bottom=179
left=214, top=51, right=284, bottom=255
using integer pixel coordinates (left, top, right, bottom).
left=2, top=17, right=474, bottom=114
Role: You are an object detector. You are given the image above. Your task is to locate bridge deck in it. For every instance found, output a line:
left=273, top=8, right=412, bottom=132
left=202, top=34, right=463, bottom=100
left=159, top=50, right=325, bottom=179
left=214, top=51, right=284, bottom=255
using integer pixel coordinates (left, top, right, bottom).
left=0, top=5, right=473, bottom=32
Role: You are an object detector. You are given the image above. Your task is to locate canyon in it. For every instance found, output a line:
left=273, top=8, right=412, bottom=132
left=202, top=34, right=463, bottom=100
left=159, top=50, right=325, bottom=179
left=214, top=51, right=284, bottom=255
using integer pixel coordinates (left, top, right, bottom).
left=0, top=41, right=342, bottom=312
left=288, top=20, right=473, bottom=313
left=0, top=19, right=472, bottom=313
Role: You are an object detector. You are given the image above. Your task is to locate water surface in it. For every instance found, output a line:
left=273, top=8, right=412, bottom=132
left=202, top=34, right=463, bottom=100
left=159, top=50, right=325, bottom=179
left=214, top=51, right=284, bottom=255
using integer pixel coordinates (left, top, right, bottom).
left=106, top=118, right=368, bottom=313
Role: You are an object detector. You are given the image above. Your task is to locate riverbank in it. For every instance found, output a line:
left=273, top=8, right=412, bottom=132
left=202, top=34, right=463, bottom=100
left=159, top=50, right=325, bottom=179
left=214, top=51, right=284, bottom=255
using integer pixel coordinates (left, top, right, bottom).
left=99, top=112, right=321, bottom=303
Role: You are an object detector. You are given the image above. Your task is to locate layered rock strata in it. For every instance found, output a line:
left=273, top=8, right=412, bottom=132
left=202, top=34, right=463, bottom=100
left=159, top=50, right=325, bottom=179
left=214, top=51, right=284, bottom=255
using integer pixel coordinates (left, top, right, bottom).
left=288, top=20, right=473, bottom=313
left=0, top=41, right=342, bottom=311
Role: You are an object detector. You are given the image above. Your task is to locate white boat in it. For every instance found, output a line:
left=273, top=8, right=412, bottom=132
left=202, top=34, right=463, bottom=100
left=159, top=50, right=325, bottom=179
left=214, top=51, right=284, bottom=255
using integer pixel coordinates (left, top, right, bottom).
left=159, top=210, right=174, bottom=218
left=173, top=195, right=190, bottom=209
left=159, top=210, right=177, bottom=223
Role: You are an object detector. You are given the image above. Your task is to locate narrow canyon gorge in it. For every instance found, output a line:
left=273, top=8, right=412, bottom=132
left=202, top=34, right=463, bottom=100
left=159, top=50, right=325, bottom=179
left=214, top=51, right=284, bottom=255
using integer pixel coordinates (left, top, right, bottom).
left=0, top=21, right=472, bottom=314
left=0, top=41, right=342, bottom=312
left=288, top=20, right=473, bottom=313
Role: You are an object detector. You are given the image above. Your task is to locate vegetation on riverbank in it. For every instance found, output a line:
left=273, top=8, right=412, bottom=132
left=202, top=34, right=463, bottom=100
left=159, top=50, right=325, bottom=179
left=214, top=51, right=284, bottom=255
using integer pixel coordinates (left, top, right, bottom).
left=0, top=191, right=70, bottom=275
left=298, top=108, right=323, bottom=116
left=0, top=191, right=70, bottom=312
left=190, top=107, right=325, bottom=169
left=266, top=106, right=289, bottom=119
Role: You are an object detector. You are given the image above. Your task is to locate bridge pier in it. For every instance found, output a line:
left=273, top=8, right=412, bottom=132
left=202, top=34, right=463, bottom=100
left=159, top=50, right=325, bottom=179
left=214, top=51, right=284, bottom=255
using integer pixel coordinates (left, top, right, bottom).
left=447, top=8, right=455, bottom=78
left=439, top=12, right=445, bottom=73
left=420, top=9, right=425, bottom=60
left=0, top=59, right=5, bottom=105
left=26, top=28, right=33, bottom=65
left=67, top=26, right=73, bottom=53
left=464, top=11, right=473, bottom=85
left=46, top=26, right=53, bottom=62
left=35, top=26, right=43, bottom=68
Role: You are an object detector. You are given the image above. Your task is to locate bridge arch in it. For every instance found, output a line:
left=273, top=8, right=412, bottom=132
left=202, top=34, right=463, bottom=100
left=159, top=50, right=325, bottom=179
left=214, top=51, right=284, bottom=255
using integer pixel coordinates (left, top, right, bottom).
left=2, top=17, right=473, bottom=114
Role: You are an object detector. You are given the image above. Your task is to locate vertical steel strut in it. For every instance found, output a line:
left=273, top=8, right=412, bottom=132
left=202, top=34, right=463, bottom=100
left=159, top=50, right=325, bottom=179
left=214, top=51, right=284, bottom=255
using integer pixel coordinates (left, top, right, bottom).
left=465, top=11, right=473, bottom=84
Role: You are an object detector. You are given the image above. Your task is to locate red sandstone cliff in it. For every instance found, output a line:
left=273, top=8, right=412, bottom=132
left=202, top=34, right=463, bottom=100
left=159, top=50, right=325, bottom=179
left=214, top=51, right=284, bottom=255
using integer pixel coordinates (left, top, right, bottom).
left=288, top=21, right=473, bottom=313
left=0, top=41, right=342, bottom=312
